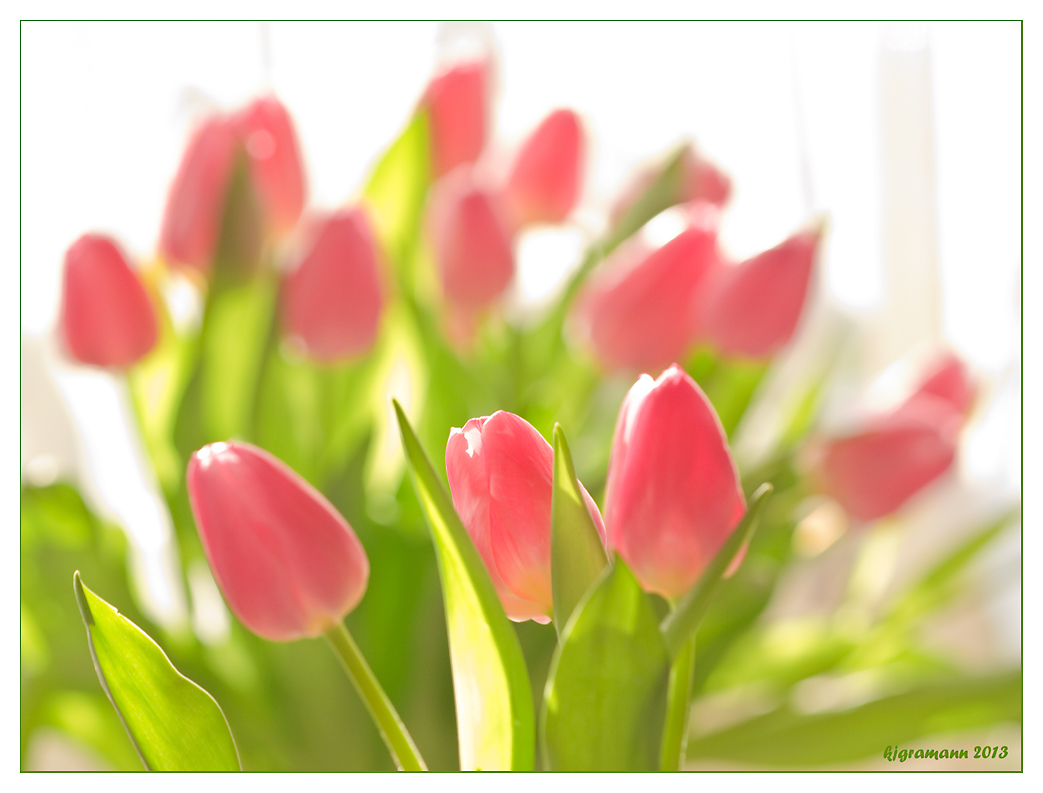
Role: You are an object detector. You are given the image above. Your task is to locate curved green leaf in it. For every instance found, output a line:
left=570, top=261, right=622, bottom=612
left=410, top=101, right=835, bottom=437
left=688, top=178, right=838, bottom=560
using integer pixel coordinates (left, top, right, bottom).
left=392, top=400, right=534, bottom=771
left=73, top=572, right=240, bottom=771
left=541, top=558, right=670, bottom=771
left=550, top=423, right=609, bottom=633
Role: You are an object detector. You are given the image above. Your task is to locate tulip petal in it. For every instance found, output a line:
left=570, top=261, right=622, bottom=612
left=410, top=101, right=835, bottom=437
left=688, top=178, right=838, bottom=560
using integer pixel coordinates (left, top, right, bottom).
left=504, top=109, right=584, bottom=228
left=425, top=61, right=488, bottom=178
left=236, top=96, right=306, bottom=235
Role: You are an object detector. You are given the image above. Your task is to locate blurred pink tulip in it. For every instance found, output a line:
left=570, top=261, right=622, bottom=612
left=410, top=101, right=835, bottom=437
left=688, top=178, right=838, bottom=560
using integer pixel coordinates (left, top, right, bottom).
left=281, top=208, right=384, bottom=362
left=604, top=365, right=746, bottom=599
left=446, top=411, right=606, bottom=623
left=428, top=169, right=514, bottom=310
left=159, top=114, right=239, bottom=272
left=903, top=351, right=976, bottom=417
left=235, top=95, right=307, bottom=236
left=701, top=225, right=821, bottom=358
left=187, top=441, right=369, bottom=641
left=503, top=108, right=584, bottom=229
left=60, top=234, right=158, bottom=368
left=424, top=61, right=488, bottom=178
left=609, top=145, right=731, bottom=227
left=573, top=213, right=720, bottom=372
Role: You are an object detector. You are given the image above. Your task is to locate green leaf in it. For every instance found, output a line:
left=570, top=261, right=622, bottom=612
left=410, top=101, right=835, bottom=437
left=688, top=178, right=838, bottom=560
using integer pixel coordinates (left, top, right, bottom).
left=73, top=572, right=241, bottom=771
left=661, top=483, right=773, bottom=658
left=605, top=143, right=688, bottom=250
left=541, top=557, right=670, bottom=771
left=686, top=670, right=1022, bottom=767
left=392, top=400, right=535, bottom=771
left=550, top=423, right=609, bottom=633
left=363, top=111, right=432, bottom=279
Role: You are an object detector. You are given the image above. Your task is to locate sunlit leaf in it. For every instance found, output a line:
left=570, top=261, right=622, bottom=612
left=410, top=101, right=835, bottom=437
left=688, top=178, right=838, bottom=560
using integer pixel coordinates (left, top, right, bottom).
left=541, top=557, right=669, bottom=771
left=393, top=401, right=535, bottom=771
left=74, top=572, right=241, bottom=771
left=686, top=670, right=1022, bottom=766
left=550, top=423, right=609, bottom=633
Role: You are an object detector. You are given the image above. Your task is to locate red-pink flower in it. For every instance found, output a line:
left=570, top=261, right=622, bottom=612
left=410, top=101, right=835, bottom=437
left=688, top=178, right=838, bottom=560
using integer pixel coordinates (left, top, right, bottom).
left=813, top=353, right=974, bottom=522
left=235, top=95, right=307, bottom=237
left=159, top=115, right=239, bottom=272
left=573, top=214, right=720, bottom=372
left=701, top=225, right=822, bottom=358
left=427, top=168, right=514, bottom=310
left=424, top=61, right=488, bottom=178
left=503, top=109, right=584, bottom=229
left=60, top=234, right=158, bottom=368
left=610, top=145, right=731, bottom=227
left=446, top=411, right=606, bottom=623
left=604, top=365, right=746, bottom=599
left=187, top=441, right=369, bottom=641
left=281, top=208, right=384, bottom=362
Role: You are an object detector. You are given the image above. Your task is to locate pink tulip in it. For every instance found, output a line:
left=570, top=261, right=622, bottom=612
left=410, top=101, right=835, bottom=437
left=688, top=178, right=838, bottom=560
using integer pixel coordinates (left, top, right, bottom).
left=446, top=411, right=606, bottom=623
left=604, top=365, right=746, bottom=599
left=503, top=109, right=584, bottom=229
left=609, top=145, right=731, bottom=227
left=573, top=214, right=720, bottom=372
left=60, top=234, right=158, bottom=368
left=902, top=351, right=976, bottom=418
left=424, top=61, right=488, bottom=178
left=427, top=168, right=514, bottom=310
left=235, top=95, right=307, bottom=236
left=159, top=114, right=239, bottom=272
left=281, top=208, right=385, bottom=362
left=701, top=225, right=821, bottom=358
left=187, top=441, right=369, bottom=641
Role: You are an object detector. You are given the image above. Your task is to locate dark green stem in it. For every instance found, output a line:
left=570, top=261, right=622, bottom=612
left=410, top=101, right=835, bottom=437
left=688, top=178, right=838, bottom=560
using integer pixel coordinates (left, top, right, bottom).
left=324, top=622, right=427, bottom=771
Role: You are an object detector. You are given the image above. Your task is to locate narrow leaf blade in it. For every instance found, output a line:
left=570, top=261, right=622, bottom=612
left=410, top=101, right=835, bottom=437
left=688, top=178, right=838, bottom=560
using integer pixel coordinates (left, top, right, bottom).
left=550, top=423, right=609, bottom=633
left=541, top=557, right=670, bottom=771
left=392, top=400, right=534, bottom=771
left=73, top=572, right=241, bottom=771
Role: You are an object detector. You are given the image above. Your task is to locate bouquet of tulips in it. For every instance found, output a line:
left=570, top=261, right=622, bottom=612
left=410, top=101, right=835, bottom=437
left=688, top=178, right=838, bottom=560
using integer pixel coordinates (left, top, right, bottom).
left=21, top=45, right=1021, bottom=773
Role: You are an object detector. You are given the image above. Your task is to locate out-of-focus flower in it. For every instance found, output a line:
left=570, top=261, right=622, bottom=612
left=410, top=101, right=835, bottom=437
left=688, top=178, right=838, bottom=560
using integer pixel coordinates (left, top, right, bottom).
left=187, top=441, right=369, bottom=641
left=423, top=61, right=489, bottom=179
left=812, top=353, right=974, bottom=522
left=700, top=224, right=822, bottom=358
left=60, top=234, right=158, bottom=368
left=446, top=411, right=606, bottom=623
left=281, top=208, right=384, bottom=362
left=604, top=364, right=746, bottom=599
left=159, top=115, right=239, bottom=272
left=610, top=144, right=731, bottom=227
left=572, top=210, right=720, bottom=372
left=235, top=95, right=307, bottom=237
left=503, top=108, right=584, bottom=229
left=427, top=168, right=514, bottom=311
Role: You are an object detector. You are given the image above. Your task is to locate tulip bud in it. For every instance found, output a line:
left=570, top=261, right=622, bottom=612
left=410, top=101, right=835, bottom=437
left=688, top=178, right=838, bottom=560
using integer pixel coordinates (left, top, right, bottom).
left=187, top=441, right=369, bottom=641
left=60, top=234, right=158, bottom=368
left=423, top=61, right=488, bottom=178
left=701, top=225, right=821, bottom=358
left=427, top=169, right=514, bottom=310
left=604, top=365, right=746, bottom=599
left=281, top=208, right=385, bottom=362
left=446, top=411, right=606, bottom=623
left=903, top=351, right=975, bottom=418
left=573, top=216, right=720, bottom=372
left=159, top=115, right=239, bottom=272
left=503, top=108, right=584, bottom=229
left=235, top=95, right=307, bottom=236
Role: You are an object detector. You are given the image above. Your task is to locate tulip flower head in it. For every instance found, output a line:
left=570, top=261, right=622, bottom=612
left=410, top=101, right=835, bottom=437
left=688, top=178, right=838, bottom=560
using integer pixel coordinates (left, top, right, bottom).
left=424, top=60, right=489, bottom=178
left=427, top=168, right=514, bottom=311
left=604, top=365, right=746, bottom=599
left=503, top=108, right=584, bottom=229
left=187, top=441, right=369, bottom=641
left=701, top=224, right=822, bottom=358
left=281, top=208, right=385, bottom=362
left=60, top=234, right=158, bottom=368
left=235, top=95, right=306, bottom=237
left=573, top=212, right=720, bottom=373
left=446, top=411, right=606, bottom=623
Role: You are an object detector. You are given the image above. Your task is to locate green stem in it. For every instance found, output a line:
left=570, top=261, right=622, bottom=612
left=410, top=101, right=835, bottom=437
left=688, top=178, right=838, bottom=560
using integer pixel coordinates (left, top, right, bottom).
left=660, top=634, right=696, bottom=771
left=324, top=622, right=427, bottom=771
